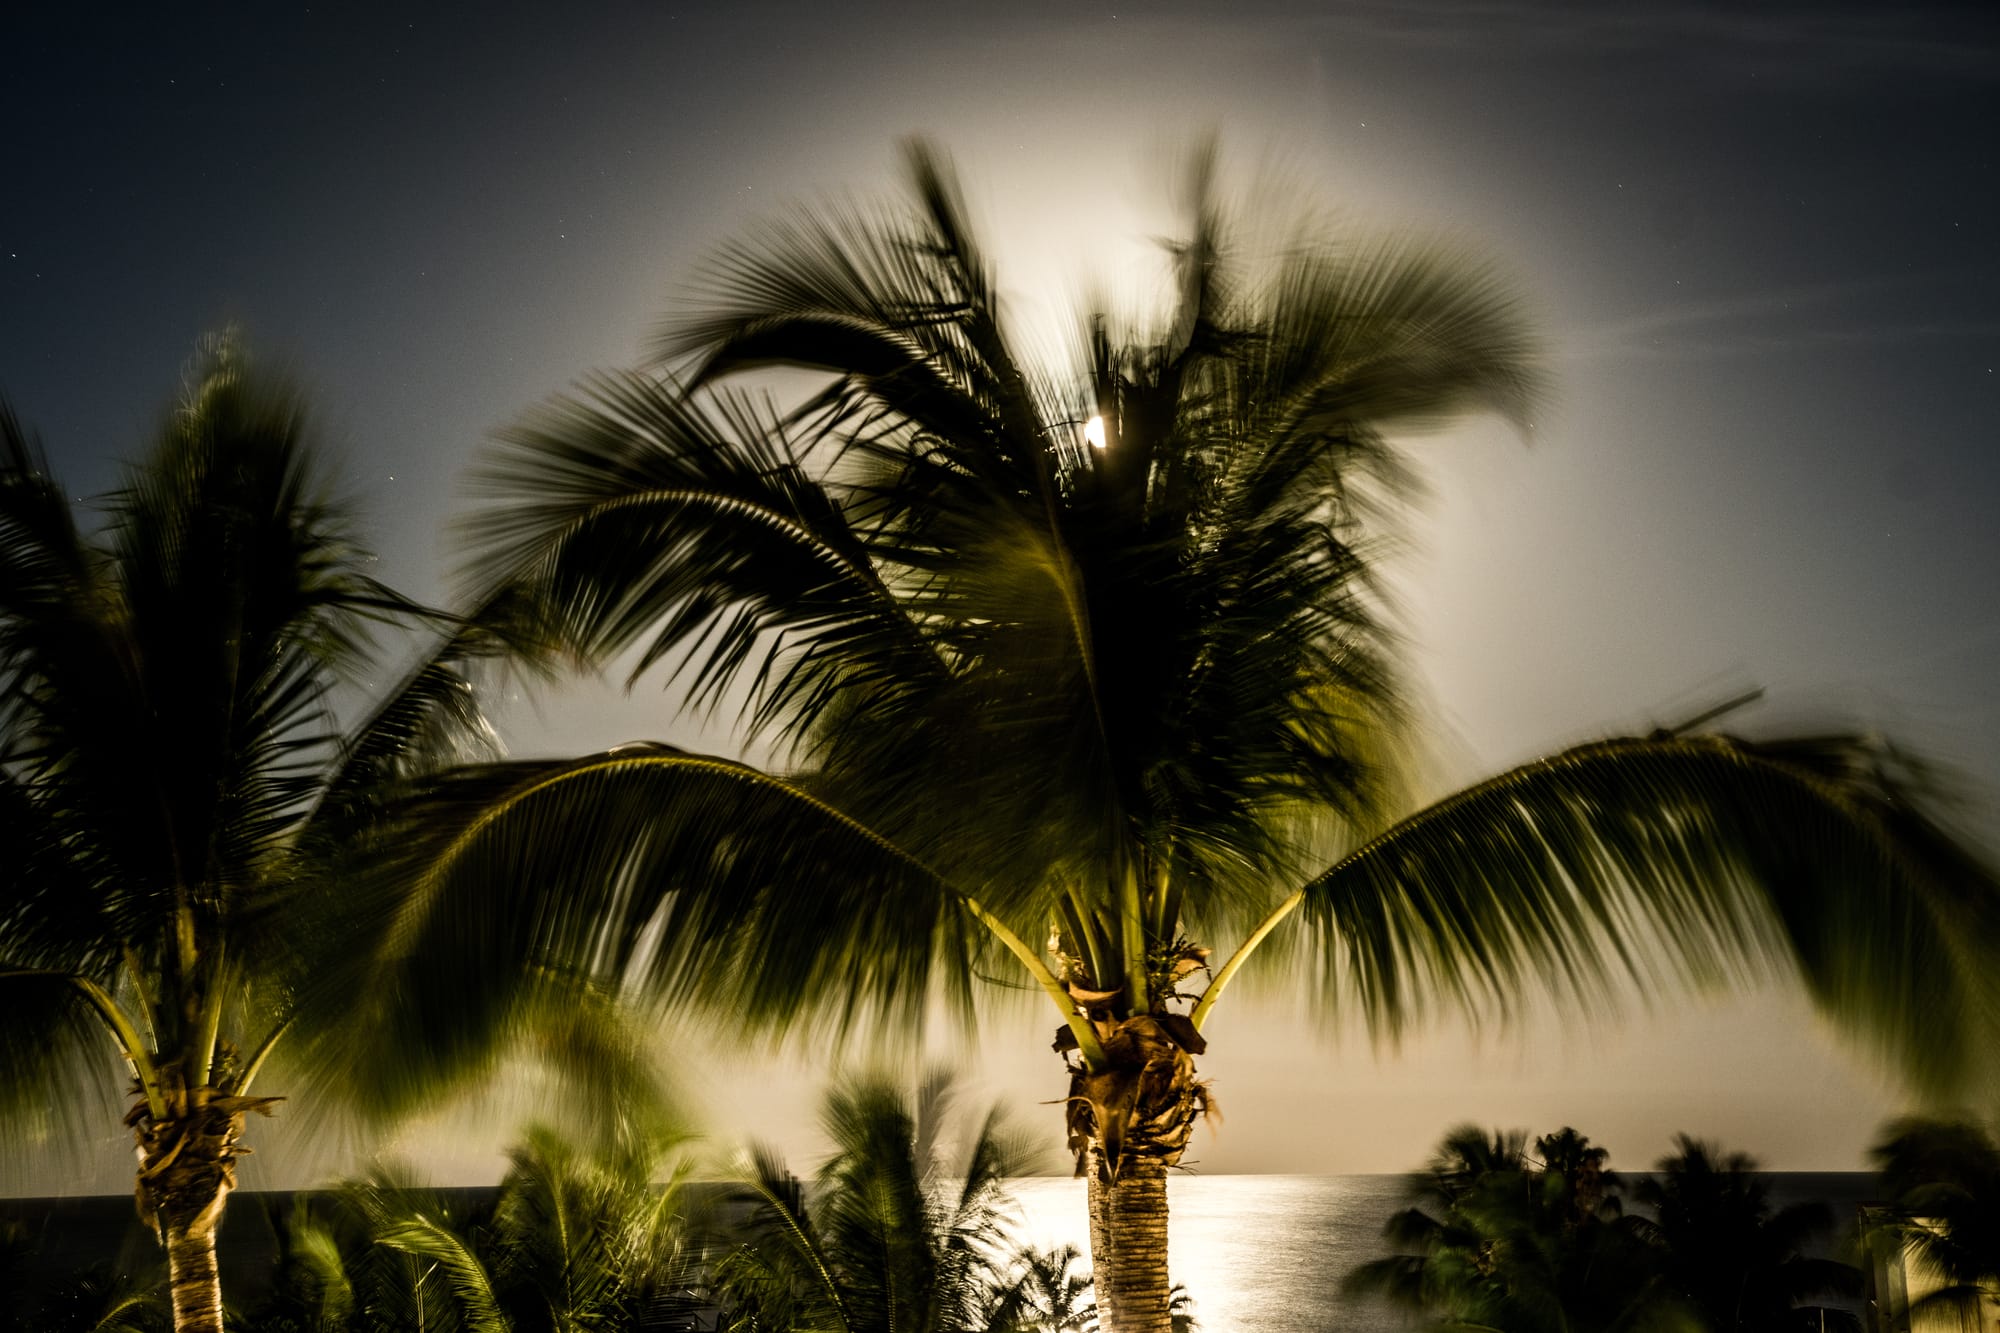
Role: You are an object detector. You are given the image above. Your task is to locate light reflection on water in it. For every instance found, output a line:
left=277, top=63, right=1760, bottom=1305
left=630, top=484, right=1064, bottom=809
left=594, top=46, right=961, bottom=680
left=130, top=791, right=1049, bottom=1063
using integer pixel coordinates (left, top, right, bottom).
left=1003, top=1172, right=1874, bottom=1333
left=1005, top=1173, right=1408, bottom=1332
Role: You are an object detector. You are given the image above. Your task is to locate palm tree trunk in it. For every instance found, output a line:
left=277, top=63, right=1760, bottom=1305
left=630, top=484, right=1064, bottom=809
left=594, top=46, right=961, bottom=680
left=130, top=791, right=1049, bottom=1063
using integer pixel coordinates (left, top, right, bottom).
left=130, top=1081, right=275, bottom=1333
left=1087, top=1156, right=1173, bottom=1333
left=1063, top=1014, right=1208, bottom=1333
left=163, top=1207, right=227, bottom=1333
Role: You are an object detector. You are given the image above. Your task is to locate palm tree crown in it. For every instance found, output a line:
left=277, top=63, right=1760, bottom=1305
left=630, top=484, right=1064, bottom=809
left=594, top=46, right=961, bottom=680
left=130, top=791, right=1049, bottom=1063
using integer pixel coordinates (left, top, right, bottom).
left=360, top=142, right=2000, bottom=1331
left=431, top=140, right=2000, bottom=1081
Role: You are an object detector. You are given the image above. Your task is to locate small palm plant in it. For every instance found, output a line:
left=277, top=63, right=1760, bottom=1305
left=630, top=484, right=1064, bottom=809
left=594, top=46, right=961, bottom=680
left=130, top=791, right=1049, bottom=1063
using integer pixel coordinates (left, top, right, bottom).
left=248, top=1113, right=703, bottom=1333
left=989, top=1246, right=1094, bottom=1333
left=713, top=1073, right=1052, bottom=1333
left=481, top=1120, right=708, bottom=1331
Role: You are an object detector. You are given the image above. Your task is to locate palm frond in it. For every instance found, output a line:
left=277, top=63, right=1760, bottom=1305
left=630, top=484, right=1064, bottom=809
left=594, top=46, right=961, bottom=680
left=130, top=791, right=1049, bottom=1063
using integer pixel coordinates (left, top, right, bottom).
left=657, top=141, right=1049, bottom=490
left=375, top=1214, right=508, bottom=1333
left=0, top=969, right=123, bottom=1144
left=0, top=397, right=97, bottom=717
left=1238, top=226, right=1542, bottom=443
left=719, top=1144, right=853, bottom=1333
left=292, top=746, right=978, bottom=1118
left=1298, top=732, right=2000, bottom=1094
left=305, top=608, right=508, bottom=841
left=462, top=370, right=948, bottom=747
left=281, top=1204, right=357, bottom=1331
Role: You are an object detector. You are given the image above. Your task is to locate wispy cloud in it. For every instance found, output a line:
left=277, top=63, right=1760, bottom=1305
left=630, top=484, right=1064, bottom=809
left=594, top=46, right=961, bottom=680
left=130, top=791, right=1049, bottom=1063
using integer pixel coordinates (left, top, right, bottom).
left=1561, top=274, right=2000, bottom=361
left=1564, top=321, right=2000, bottom=363
left=1293, top=0, right=1998, bottom=83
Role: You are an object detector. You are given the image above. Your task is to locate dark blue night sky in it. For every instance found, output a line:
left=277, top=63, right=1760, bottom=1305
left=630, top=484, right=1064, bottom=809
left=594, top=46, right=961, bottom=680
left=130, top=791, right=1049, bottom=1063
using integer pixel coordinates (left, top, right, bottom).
left=6, top=1, right=1997, bottom=1184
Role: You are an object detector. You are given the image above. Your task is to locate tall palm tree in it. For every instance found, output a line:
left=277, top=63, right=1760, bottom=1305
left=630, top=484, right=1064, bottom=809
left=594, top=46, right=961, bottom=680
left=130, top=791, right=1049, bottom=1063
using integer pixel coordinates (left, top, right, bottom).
left=1633, top=1136, right=1859, bottom=1333
left=0, top=339, right=579, bottom=1333
left=363, top=143, right=2000, bottom=1332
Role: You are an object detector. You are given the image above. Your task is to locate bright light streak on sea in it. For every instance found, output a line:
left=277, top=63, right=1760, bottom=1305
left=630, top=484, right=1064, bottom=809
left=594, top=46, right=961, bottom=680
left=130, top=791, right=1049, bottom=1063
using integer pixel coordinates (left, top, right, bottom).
left=1005, top=1173, right=1875, bottom=1333
left=1008, top=1174, right=1409, bottom=1331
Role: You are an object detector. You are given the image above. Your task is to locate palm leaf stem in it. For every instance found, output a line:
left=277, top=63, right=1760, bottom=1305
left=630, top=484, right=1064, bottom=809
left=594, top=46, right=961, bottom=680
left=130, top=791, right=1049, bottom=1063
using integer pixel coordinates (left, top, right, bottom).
left=1117, top=857, right=1149, bottom=1016
left=122, top=945, right=159, bottom=1051
left=963, top=897, right=1107, bottom=1069
left=1057, top=890, right=1108, bottom=996
left=1040, top=538, right=1113, bottom=779
left=234, top=1011, right=292, bottom=1096
left=193, top=940, right=226, bottom=1085
left=173, top=903, right=197, bottom=1037
left=746, top=1164, right=853, bottom=1332
left=1151, top=861, right=1181, bottom=952
left=1189, top=888, right=1305, bottom=1032
left=26, top=971, right=170, bottom=1119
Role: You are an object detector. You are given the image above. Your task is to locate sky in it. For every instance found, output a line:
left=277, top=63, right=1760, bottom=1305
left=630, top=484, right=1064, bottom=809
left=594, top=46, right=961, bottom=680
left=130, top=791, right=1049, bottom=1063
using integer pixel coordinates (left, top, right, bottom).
left=5, top=1, right=1998, bottom=1189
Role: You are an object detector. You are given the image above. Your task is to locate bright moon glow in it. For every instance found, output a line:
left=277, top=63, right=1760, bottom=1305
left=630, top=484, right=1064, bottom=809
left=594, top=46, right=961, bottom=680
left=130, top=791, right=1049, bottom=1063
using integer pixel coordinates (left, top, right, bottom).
left=1084, top=415, right=1106, bottom=448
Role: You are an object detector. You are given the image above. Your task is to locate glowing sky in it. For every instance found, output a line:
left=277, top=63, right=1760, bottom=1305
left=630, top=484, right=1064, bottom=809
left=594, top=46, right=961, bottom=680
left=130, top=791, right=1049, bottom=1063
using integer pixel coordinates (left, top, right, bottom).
left=6, top=1, right=1998, bottom=1188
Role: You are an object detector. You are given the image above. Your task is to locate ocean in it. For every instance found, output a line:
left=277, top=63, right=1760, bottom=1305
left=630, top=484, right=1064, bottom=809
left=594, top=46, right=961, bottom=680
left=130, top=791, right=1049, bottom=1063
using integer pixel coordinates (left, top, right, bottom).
left=1010, top=1173, right=1878, bottom=1332
left=3, top=1173, right=1878, bottom=1330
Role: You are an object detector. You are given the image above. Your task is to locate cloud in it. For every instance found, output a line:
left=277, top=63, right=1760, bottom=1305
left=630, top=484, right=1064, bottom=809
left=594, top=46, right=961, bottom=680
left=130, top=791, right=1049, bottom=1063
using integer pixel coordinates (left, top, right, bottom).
left=1289, top=0, right=1997, bottom=83
left=1561, top=274, right=2000, bottom=361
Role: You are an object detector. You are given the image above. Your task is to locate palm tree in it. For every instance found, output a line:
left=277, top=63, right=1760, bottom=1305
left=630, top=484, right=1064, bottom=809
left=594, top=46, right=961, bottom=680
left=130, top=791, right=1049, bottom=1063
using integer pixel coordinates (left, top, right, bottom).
left=244, top=1164, right=485, bottom=1333
left=247, top=1113, right=704, bottom=1333
left=479, top=1119, right=708, bottom=1331
left=990, top=1246, right=1095, bottom=1333
left=713, top=1073, right=1035, bottom=1333
left=1866, top=1117, right=2000, bottom=1333
left=364, top=142, right=2000, bottom=1332
left=0, top=338, right=575, bottom=1333
left=1633, top=1136, right=1859, bottom=1333
left=1346, top=1124, right=1695, bottom=1333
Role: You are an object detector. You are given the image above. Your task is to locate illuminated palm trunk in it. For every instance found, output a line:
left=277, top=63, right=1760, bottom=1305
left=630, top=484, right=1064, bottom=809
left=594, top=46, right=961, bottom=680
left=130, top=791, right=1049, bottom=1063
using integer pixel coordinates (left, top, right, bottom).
left=1088, top=1159, right=1174, bottom=1333
left=130, top=1079, right=276, bottom=1333
left=1064, top=1011, right=1207, bottom=1333
left=163, top=1215, right=226, bottom=1333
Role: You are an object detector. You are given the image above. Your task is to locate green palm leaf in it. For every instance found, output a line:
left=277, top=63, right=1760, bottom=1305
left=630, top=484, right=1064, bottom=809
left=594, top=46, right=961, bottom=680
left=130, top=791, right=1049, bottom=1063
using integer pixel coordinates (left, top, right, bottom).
left=299, top=746, right=982, bottom=1117
left=375, top=1214, right=509, bottom=1333
left=464, top=371, right=947, bottom=743
left=1298, top=733, right=2000, bottom=1092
